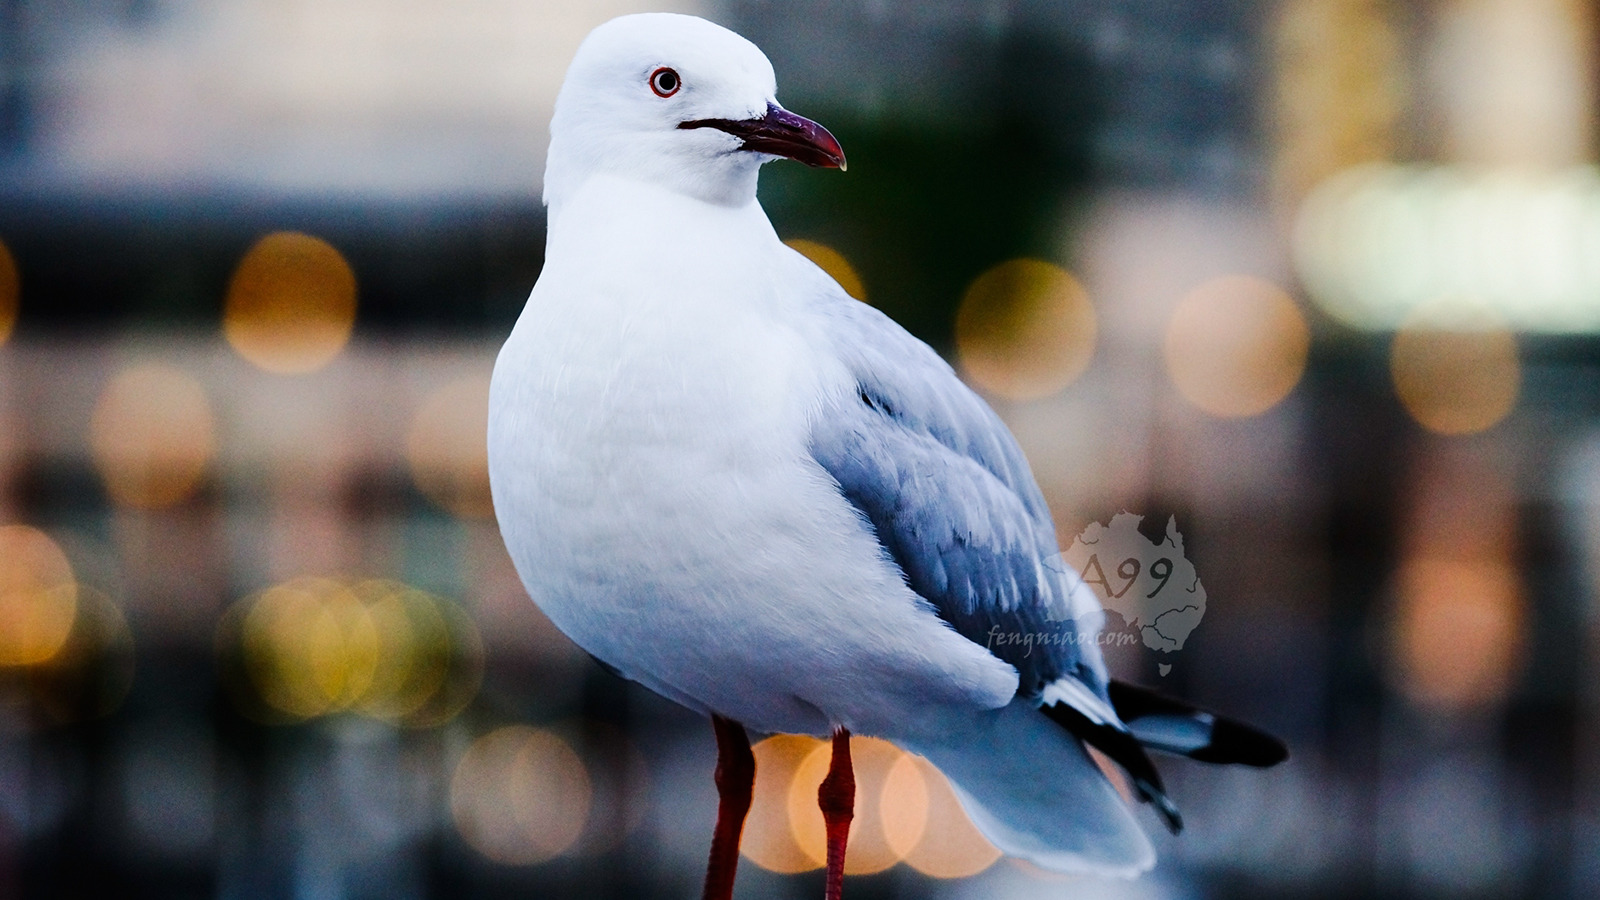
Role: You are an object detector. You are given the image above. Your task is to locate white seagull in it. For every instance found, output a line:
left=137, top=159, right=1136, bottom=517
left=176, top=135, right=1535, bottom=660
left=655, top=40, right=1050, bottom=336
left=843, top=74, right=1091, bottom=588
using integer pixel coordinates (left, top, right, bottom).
left=488, top=13, right=1285, bottom=899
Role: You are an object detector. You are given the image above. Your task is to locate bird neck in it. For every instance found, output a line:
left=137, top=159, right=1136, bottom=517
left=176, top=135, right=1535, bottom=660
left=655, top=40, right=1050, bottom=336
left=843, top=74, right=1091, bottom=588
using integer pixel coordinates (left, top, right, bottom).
left=544, top=138, right=764, bottom=221
left=542, top=173, right=780, bottom=281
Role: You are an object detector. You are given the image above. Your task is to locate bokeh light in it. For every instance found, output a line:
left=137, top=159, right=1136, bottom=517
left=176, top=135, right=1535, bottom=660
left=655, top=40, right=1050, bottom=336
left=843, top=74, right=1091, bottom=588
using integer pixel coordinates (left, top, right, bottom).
left=955, top=259, right=1097, bottom=401
left=786, top=736, right=907, bottom=875
left=229, top=576, right=481, bottom=725
left=368, top=579, right=483, bottom=728
left=741, top=734, right=825, bottom=874
left=349, top=579, right=452, bottom=721
left=450, top=726, right=592, bottom=866
left=242, top=578, right=377, bottom=719
left=26, top=586, right=137, bottom=724
left=785, top=239, right=867, bottom=302
left=1393, top=557, right=1523, bottom=713
left=1390, top=451, right=1524, bottom=716
left=0, top=236, right=17, bottom=346
left=1432, top=0, right=1593, bottom=167
left=89, top=362, right=215, bottom=509
left=1163, top=275, right=1311, bottom=418
left=1390, top=312, right=1520, bottom=435
left=878, top=748, right=928, bottom=857
left=744, top=736, right=1003, bottom=878
left=565, top=722, right=653, bottom=857
left=0, top=526, right=79, bottom=667
left=1295, top=164, right=1600, bottom=332
left=223, top=231, right=357, bottom=374
left=883, top=753, right=1002, bottom=879
left=407, top=375, right=495, bottom=519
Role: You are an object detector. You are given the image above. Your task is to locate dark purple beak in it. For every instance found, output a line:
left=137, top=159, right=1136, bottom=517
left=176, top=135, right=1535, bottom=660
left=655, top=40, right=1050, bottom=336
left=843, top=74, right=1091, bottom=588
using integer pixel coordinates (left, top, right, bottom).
left=679, top=103, right=847, bottom=170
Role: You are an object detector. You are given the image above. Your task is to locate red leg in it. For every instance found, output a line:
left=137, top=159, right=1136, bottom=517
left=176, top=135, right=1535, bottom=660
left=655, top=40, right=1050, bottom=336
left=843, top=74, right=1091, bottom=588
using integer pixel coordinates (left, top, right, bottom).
left=702, top=715, right=756, bottom=900
left=817, top=728, right=854, bottom=900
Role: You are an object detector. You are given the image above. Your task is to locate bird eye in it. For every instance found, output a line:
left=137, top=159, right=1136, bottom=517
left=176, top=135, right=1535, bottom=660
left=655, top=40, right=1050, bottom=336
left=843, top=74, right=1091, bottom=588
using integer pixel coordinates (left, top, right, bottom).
left=649, top=67, right=681, bottom=98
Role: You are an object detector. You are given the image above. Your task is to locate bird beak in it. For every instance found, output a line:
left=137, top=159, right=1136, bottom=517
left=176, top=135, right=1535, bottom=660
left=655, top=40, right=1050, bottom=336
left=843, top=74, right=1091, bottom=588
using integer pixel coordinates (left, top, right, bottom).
left=679, top=103, right=847, bottom=171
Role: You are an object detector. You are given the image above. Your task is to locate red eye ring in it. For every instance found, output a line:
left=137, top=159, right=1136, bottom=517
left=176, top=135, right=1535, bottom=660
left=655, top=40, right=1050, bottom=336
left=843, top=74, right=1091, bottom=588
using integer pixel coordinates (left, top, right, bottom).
left=649, top=67, right=681, bottom=98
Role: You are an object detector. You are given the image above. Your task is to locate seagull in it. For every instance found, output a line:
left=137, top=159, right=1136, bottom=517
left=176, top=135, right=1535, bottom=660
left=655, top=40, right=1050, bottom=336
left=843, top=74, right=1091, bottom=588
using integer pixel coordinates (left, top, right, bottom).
left=488, top=13, right=1286, bottom=899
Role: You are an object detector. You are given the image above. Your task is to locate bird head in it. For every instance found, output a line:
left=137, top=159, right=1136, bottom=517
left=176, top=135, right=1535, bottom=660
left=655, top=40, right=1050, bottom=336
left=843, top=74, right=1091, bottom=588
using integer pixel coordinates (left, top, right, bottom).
left=544, top=14, right=845, bottom=211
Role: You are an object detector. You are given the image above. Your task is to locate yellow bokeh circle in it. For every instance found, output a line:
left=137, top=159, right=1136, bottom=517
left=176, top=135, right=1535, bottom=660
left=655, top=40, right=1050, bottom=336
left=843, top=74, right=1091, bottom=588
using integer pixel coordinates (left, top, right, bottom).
left=955, top=259, right=1097, bottom=401
left=1164, top=275, right=1311, bottom=418
left=785, top=239, right=867, bottom=302
left=242, top=579, right=378, bottom=719
left=451, top=726, right=592, bottom=865
left=1390, top=313, right=1520, bottom=435
left=884, top=753, right=1002, bottom=879
left=879, top=751, right=929, bottom=858
left=27, top=585, right=137, bottom=723
left=224, top=231, right=357, bottom=374
left=786, top=736, right=910, bottom=875
left=349, top=579, right=453, bottom=721
left=89, top=362, right=215, bottom=509
left=232, top=577, right=481, bottom=725
left=741, top=736, right=1001, bottom=879
left=1394, top=557, right=1522, bottom=713
left=0, top=525, right=78, bottom=667
left=742, top=734, right=826, bottom=874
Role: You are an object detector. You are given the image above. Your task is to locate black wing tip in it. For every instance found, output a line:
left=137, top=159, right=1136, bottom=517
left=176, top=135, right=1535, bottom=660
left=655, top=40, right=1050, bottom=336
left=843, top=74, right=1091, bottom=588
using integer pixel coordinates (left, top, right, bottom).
left=1188, top=719, right=1289, bottom=768
left=1108, top=679, right=1290, bottom=768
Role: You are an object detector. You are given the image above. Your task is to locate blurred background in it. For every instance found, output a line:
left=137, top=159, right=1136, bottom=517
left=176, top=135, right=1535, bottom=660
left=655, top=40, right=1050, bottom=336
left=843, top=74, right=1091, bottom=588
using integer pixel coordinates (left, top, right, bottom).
left=1, top=0, right=1598, bottom=897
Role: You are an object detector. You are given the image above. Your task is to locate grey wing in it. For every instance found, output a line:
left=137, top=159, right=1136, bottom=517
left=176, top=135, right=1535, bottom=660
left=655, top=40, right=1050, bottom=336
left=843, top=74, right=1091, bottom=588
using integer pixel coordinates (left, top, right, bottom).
left=805, top=288, right=1109, bottom=700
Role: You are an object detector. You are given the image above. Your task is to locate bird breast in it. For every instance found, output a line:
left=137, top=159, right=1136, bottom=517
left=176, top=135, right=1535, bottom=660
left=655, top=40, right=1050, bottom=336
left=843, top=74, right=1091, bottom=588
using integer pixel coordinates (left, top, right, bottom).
left=487, top=176, right=853, bottom=673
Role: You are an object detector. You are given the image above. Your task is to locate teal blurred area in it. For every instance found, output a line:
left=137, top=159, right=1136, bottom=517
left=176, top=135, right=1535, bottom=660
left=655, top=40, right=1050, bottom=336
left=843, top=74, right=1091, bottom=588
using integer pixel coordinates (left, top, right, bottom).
left=1, top=2, right=1599, bottom=899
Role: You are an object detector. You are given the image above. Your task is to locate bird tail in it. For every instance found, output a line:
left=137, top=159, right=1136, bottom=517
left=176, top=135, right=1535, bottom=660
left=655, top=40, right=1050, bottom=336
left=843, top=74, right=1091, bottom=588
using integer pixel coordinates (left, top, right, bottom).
left=898, top=699, right=1156, bottom=878
left=1039, top=678, right=1288, bottom=837
left=897, top=684, right=1287, bottom=877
